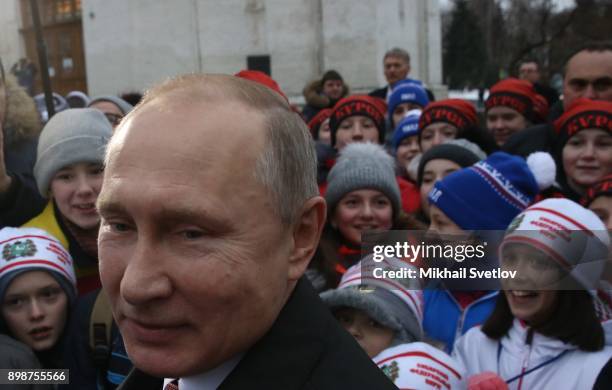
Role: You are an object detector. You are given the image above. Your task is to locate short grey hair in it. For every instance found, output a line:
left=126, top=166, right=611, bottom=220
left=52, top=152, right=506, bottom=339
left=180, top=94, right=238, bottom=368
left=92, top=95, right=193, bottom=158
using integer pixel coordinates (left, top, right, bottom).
left=109, top=74, right=318, bottom=227
left=384, top=47, right=411, bottom=64
left=255, top=107, right=319, bottom=226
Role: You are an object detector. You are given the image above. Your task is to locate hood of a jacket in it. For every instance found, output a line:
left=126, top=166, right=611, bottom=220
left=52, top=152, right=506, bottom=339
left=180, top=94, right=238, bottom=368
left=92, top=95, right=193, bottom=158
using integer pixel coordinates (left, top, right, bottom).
left=303, top=79, right=349, bottom=109
left=2, top=75, right=42, bottom=146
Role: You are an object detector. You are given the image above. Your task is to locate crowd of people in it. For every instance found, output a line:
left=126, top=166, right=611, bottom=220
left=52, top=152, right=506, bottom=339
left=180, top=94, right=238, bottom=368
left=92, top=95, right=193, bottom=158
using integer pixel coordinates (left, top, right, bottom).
left=0, top=42, right=610, bottom=389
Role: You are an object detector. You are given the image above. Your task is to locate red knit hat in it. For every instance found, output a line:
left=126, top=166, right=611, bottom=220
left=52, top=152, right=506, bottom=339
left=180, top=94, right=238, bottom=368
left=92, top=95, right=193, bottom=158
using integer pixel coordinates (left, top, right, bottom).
left=553, top=97, right=612, bottom=148
left=329, top=95, right=387, bottom=146
left=307, top=108, right=333, bottom=138
left=235, top=70, right=289, bottom=103
left=532, top=94, right=549, bottom=123
left=582, top=174, right=612, bottom=207
left=418, top=99, right=478, bottom=132
left=485, top=78, right=549, bottom=123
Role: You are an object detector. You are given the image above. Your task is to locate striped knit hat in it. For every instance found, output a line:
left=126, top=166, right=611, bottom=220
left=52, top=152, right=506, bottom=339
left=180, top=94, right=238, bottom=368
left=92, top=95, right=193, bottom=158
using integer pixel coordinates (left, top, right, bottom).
left=501, top=198, right=609, bottom=293
left=321, top=254, right=424, bottom=344
left=325, top=142, right=401, bottom=218
left=429, top=152, right=556, bottom=230
left=0, top=227, right=77, bottom=305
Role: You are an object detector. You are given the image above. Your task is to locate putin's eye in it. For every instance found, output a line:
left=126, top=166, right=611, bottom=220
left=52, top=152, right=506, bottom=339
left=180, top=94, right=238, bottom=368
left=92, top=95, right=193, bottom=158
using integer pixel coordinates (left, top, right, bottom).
left=182, top=230, right=205, bottom=239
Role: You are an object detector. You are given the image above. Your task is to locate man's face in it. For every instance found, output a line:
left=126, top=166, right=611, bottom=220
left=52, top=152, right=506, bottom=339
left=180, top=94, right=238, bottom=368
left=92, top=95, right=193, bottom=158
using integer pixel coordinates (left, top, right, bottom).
left=322, top=79, right=344, bottom=101
left=563, top=50, right=612, bottom=110
left=519, top=62, right=540, bottom=84
left=98, top=101, right=295, bottom=377
left=384, top=56, right=410, bottom=86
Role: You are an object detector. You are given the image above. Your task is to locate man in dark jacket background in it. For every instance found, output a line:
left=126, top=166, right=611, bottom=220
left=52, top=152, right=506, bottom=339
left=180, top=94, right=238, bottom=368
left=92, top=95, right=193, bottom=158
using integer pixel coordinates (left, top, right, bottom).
left=518, top=58, right=559, bottom=107
left=369, top=47, right=435, bottom=102
left=301, top=69, right=348, bottom=122
left=503, top=43, right=612, bottom=157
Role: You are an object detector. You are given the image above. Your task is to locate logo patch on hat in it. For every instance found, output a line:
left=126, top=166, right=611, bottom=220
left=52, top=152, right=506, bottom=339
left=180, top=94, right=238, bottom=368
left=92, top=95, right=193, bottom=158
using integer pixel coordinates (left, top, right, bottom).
left=429, top=188, right=443, bottom=202
left=380, top=360, right=400, bottom=382
left=2, top=239, right=37, bottom=261
left=507, top=213, right=525, bottom=235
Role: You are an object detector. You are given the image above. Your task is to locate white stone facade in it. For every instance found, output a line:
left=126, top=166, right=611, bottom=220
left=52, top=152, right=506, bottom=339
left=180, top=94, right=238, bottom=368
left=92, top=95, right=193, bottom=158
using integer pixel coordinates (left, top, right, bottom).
left=82, top=0, right=444, bottom=98
left=0, top=0, right=445, bottom=99
left=0, top=0, right=25, bottom=71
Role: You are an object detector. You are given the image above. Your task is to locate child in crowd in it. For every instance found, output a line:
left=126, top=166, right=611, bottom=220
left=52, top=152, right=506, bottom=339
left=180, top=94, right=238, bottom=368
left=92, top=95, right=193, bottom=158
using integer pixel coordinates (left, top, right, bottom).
left=454, top=198, right=612, bottom=389
left=308, top=142, right=422, bottom=291
left=583, top=174, right=612, bottom=230
left=316, top=95, right=387, bottom=190
left=392, top=109, right=422, bottom=180
left=329, top=95, right=387, bottom=152
left=419, top=99, right=497, bottom=154
left=416, top=139, right=486, bottom=223
left=0, top=108, right=112, bottom=295
left=0, top=227, right=77, bottom=369
left=319, top=96, right=422, bottom=213
left=87, top=95, right=133, bottom=129
left=308, top=108, right=333, bottom=145
left=387, top=83, right=429, bottom=130
left=424, top=151, right=556, bottom=352
left=321, top=256, right=466, bottom=389
left=582, top=174, right=612, bottom=345
left=484, top=78, right=548, bottom=147
left=553, top=98, right=612, bottom=202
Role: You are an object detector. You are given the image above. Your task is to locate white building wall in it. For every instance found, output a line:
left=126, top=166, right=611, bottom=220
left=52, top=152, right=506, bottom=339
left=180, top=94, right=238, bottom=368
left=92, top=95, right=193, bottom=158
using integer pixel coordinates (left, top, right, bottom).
left=0, top=0, right=25, bottom=72
left=82, top=0, right=200, bottom=95
left=82, top=0, right=444, bottom=98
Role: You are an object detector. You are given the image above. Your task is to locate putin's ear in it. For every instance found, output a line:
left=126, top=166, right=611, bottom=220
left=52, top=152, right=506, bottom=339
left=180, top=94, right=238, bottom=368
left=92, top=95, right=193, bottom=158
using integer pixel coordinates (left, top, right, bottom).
left=287, top=196, right=326, bottom=281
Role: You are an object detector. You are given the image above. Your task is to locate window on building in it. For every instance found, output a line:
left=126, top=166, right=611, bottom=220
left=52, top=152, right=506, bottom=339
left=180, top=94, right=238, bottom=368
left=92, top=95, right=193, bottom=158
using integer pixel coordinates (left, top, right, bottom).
left=21, top=0, right=82, bottom=27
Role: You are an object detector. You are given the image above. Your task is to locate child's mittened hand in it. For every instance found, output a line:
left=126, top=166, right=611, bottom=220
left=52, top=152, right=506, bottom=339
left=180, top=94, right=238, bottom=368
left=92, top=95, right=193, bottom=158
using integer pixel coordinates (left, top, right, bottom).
left=467, top=372, right=508, bottom=390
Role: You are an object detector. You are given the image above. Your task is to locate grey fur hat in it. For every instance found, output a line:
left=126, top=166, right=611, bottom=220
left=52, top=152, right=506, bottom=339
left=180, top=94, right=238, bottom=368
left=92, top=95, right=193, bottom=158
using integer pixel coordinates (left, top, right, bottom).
left=325, top=142, right=401, bottom=217
left=33, top=108, right=112, bottom=197
left=88, top=95, right=134, bottom=115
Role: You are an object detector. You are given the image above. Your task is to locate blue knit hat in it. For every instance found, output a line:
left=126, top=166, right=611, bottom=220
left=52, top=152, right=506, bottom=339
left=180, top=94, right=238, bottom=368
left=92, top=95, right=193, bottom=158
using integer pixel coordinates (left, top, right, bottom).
left=392, top=109, right=422, bottom=151
left=428, top=152, right=556, bottom=230
left=388, top=84, right=429, bottom=118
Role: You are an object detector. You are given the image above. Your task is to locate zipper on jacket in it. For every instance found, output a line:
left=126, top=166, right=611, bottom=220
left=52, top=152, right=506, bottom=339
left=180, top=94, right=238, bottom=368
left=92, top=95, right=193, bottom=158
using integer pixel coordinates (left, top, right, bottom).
left=448, top=290, right=498, bottom=345
left=517, top=328, right=534, bottom=390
